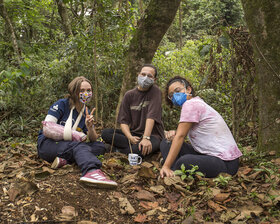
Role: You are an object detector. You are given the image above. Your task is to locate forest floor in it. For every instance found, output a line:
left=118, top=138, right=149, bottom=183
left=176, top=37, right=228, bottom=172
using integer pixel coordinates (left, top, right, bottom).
left=0, top=138, right=280, bottom=224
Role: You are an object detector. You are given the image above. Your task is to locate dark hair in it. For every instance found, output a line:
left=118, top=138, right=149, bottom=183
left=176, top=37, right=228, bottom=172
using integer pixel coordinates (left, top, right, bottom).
left=165, top=76, right=195, bottom=107
left=141, top=64, right=158, bottom=78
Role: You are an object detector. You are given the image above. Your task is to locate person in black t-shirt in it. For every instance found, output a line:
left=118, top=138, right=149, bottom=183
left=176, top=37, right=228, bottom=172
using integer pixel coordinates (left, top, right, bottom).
left=101, top=64, right=164, bottom=157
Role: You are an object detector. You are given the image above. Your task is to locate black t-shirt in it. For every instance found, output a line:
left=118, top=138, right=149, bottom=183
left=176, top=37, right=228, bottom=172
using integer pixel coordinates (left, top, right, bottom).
left=117, top=85, right=164, bottom=140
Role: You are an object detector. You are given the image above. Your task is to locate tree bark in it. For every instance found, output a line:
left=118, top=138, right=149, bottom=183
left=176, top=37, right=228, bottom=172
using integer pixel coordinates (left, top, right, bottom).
left=179, top=2, right=182, bottom=49
left=241, top=0, right=280, bottom=153
left=56, top=0, right=72, bottom=37
left=0, top=0, right=21, bottom=64
left=117, top=0, right=181, bottom=114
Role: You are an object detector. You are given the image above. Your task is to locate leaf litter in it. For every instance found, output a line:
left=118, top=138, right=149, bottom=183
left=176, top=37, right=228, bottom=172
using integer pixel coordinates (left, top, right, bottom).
left=0, top=140, right=279, bottom=223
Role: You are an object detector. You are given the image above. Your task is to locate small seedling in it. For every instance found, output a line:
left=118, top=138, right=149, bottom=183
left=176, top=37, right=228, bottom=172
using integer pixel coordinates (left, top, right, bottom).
left=174, top=164, right=204, bottom=181
left=213, top=174, right=232, bottom=187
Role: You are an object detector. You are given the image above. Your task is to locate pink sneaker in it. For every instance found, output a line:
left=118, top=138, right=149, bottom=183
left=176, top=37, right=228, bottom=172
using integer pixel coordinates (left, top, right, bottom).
left=51, top=157, right=68, bottom=169
left=80, top=169, right=118, bottom=188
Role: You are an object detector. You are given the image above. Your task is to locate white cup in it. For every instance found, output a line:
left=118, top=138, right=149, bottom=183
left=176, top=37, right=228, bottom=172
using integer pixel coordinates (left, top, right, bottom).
left=128, top=153, right=142, bottom=166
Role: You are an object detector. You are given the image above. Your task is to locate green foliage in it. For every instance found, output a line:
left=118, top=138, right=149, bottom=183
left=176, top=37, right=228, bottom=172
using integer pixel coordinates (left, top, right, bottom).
left=154, top=37, right=233, bottom=130
left=174, top=164, right=204, bottom=181
left=166, top=0, right=244, bottom=46
left=213, top=174, right=232, bottom=187
left=0, top=0, right=138, bottom=140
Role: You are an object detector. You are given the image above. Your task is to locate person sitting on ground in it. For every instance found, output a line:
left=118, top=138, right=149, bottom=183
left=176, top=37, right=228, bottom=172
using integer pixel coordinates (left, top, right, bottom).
left=160, top=76, right=242, bottom=178
left=37, top=76, right=117, bottom=188
left=101, top=64, right=165, bottom=157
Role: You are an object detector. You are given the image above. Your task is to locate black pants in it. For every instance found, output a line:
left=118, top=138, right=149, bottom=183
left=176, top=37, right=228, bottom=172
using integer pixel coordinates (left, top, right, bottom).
left=160, top=139, right=239, bottom=178
left=101, top=128, right=160, bottom=157
left=37, top=137, right=105, bottom=176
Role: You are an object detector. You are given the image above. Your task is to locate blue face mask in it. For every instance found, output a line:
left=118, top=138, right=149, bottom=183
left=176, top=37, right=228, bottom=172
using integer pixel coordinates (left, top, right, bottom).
left=172, top=92, right=187, bottom=106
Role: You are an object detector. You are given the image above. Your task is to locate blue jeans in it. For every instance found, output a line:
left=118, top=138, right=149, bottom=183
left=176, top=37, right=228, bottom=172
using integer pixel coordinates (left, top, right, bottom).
left=160, top=139, right=239, bottom=178
left=37, top=137, right=105, bottom=176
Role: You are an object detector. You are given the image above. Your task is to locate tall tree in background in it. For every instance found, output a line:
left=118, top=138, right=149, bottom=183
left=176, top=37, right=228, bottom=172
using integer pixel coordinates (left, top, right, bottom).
left=241, top=0, right=280, bottom=153
left=0, top=0, right=21, bottom=64
left=117, top=0, right=181, bottom=112
left=56, top=0, right=72, bottom=37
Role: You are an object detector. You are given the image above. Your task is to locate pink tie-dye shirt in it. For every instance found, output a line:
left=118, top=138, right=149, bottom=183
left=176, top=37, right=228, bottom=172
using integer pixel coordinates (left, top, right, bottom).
left=179, top=97, right=242, bottom=161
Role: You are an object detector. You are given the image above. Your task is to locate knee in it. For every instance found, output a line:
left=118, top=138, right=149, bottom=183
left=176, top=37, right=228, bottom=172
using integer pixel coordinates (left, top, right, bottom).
left=101, top=129, right=112, bottom=141
left=160, top=139, right=171, bottom=153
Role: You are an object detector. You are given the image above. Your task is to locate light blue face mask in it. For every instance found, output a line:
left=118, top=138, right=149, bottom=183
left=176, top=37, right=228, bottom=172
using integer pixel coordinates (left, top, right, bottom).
left=172, top=92, right=187, bottom=107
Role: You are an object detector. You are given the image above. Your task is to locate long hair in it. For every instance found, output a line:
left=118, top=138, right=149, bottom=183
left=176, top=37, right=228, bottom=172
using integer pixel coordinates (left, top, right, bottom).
left=67, top=76, right=93, bottom=108
left=165, top=76, right=195, bottom=107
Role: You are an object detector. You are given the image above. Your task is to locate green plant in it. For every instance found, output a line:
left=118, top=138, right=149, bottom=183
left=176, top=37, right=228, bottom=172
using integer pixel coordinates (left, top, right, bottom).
left=97, top=155, right=104, bottom=162
left=174, top=164, right=204, bottom=181
left=213, top=174, right=232, bottom=187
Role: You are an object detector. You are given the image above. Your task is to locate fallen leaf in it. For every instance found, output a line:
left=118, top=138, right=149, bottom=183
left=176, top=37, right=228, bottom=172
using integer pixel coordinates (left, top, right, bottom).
left=268, top=189, right=280, bottom=203
left=248, top=171, right=263, bottom=180
left=134, top=213, right=147, bottom=223
left=58, top=206, right=78, bottom=221
left=139, top=201, right=159, bottom=210
left=146, top=209, right=157, bottom=216
left=30, top=213, right=38, bottom=222
left=151, top=161, right=160, bottom=170
left=135, top=190, right=156, bottom=201
left=105, top=158, right=123, bottom=169
left=268, top=151, right=276, bottom=156
left=210, top=188, right=221, bottom=197
left=236, top=205, right=263, bottom=220
left=120, top=173, right=137, bottom=184
left=272, top=158, right=280, bottom=165
left=42, top=166, right=56, bottom=174
left=168, top=202, right=178, bottom=211
left=163, top=176, right=182, bottom=186
left=119, top=197, right=135, bottom=215
left=0, top=161, right=7, bottom=172
left=150, top=185, right=165, bottom=195
left=182, top=216, right=194, bottom=224
left=207, top=200, right=224, bottom=212
left=20, top=181, right=39, bottom=195
left=138, top=167, right=157, bottom=179
left=78, top=221, right=97, bottom=224
left=238, top=166, right=252, bottom=175
left=165, top=192, right=181, bottom=203
left=220, top=210, right=238, bottom=222
left=8, top=187, right=21, bottom=201
left=35, top=171, right=51, bottom=180
left=112, top=191, right=123, bottom=199
left=141, top=161, right=153, bottom=168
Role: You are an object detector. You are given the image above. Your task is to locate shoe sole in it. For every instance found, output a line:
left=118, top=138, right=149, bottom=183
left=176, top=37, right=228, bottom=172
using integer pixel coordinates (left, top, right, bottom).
left=51, top=157, right=59, bottom=169
left=80, top=177, right=118, bottom=189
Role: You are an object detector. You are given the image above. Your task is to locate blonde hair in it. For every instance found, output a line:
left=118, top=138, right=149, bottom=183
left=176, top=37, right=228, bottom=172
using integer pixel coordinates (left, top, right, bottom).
left=67, top=76, right=93, bottom=108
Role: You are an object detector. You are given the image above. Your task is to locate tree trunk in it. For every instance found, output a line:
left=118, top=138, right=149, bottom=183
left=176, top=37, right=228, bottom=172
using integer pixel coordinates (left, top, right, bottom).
left=56, top=0, right=72, bottom=37
left=116, top=0, right=181, bottom=114
left=179, top=2, right=182, bottom=49
left=241, top=0, right=280, bottom=153
left=0, top=0, right=21, bottom=64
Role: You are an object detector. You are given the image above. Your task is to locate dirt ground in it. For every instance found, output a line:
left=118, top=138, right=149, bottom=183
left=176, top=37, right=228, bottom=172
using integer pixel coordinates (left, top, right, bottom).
left=0, top=140, right=280, bottom=224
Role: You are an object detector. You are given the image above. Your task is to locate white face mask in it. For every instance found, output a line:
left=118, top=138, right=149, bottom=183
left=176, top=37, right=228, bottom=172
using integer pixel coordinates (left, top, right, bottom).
left=79, top=92, right=92, bottom=104
left=137, top=75, right=154, bottom=89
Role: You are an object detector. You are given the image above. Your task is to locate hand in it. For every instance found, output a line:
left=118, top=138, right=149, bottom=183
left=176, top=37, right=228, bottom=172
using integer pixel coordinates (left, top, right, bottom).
left=85, top=107, right=95, bottom=129
left=139, top=138, right=152, bottom=156
left=160, top=165, right=174, bottom=178
left=129, top=136, right=141, bottom=145
left=164, top=130, right=176, bottom=141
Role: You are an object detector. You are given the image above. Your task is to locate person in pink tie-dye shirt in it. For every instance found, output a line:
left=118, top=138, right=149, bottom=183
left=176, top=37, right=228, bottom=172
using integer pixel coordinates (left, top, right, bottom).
left=160, top=76, right=242, bottom=178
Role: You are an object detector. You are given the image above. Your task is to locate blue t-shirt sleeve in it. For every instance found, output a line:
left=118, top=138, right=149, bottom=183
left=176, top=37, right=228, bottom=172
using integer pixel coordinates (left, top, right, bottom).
left=47, top=99, right=65, bottom=121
